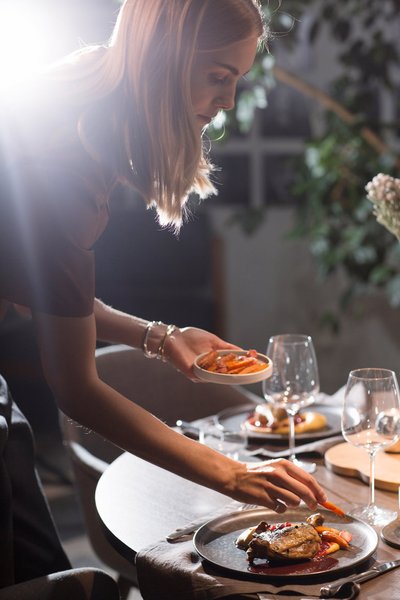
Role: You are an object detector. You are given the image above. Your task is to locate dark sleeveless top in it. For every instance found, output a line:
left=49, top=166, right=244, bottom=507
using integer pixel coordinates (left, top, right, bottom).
left=0, top=86, right=117, bottom=318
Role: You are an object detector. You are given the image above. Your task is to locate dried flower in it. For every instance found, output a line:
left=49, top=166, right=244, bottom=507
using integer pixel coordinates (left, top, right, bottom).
left=366, top=173, right=400, bottom=240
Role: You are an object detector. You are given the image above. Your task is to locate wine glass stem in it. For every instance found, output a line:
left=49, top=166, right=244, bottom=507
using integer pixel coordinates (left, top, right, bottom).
left=288, top=412, right=296, bottom=462
left=369, top=450, right=377, bottom=508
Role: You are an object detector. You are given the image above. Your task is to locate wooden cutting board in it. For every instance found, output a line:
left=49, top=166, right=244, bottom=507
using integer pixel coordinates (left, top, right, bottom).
left=324, top=442, right=400, bottom=492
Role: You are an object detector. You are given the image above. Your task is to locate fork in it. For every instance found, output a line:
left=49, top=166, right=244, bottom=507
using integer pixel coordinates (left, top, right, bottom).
left=244, top=434, right=344, bottom=459
left=239, top=503, right=259, bottom=511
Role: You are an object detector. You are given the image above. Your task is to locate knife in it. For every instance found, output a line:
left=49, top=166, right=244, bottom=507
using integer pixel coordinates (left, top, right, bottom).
left=245, top=435, right=344, bottom=459
left=259, top=588, right=360, bottom=600
left=320, top=559, right=400, bottom=597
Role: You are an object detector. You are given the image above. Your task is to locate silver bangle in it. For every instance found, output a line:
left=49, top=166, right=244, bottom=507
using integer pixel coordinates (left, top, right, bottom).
left=157, top=324, right=177, bottom=362
left=142, top=321, right=163, bottom=359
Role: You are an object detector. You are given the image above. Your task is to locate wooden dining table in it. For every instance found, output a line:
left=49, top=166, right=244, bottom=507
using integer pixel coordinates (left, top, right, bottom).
left=95, top=438, right=400, bottom=599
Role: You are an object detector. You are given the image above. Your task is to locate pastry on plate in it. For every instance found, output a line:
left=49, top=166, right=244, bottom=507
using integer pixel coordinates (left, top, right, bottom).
left=243, top=404, right=327, bottom=435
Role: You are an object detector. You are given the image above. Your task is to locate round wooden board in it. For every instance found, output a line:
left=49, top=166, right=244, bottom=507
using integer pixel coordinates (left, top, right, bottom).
left=324, top=442, right=400, bottom=492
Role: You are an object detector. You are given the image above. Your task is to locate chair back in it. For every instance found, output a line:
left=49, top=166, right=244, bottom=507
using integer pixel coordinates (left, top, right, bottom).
left=94, top=344, right=259, bottom=425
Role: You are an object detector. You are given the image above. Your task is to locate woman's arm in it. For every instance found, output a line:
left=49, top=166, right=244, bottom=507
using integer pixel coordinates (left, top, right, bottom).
left=33, top=310, right=328, bottom=512
left=93, top=298, right=239, bottom=379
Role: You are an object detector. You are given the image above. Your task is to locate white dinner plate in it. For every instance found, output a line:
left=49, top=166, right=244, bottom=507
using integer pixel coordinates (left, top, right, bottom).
left=193, top=350, right=272, bottom=385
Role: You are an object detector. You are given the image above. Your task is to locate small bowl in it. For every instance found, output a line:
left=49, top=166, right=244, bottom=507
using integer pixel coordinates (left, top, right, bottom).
left=193, top=350, right=273, bottom=385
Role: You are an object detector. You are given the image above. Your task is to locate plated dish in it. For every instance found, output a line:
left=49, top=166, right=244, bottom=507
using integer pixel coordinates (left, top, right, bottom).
left=193, top=507, right=378, bottom=580
left=193, top=350, right=272, bottom=386
left=217, top=403, right=342, bottom=441
left=243, top=403, right=327, bottom=436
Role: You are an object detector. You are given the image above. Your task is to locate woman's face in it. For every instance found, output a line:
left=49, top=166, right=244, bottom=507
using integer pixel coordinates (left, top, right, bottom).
left=190, top=36, right=258, bottom=131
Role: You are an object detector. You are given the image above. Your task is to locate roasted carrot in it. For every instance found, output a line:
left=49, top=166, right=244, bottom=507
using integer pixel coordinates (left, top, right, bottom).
left=239, top=363, right=266, bottom=374
left=315, top=525, right=352, bottom=548
left=340, top=530, right=353, bottom=543
left=197, top=350, right=218, bottom=369
left=319, top=530, right=350, bottom=549
left=321, top=500, right=346, bottom=517
left=322, top=541, right=340, bottom=555
left=219, top=353, right=237, bottom=365
left=224, top=358, right=255, bottom=370
left=315, top=525, right=341, bottom=535
left=198, top=349, right=267, bottom=375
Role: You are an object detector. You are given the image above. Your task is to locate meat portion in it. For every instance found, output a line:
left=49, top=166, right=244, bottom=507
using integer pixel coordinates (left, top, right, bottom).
left=246, top=521, right=321, bottom=563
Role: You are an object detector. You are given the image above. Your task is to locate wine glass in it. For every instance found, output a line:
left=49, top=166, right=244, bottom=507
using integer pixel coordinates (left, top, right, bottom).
left=199, top=416, right=247, bottom=460
left=342, top=368, right=400, bottom=526
left=262, top=334, right=320, bottom=473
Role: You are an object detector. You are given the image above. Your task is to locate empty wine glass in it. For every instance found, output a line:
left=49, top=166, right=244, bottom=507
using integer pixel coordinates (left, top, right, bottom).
left=342, top=368, right=400, bottom=526
left=262, top=334, right=320, bottom=473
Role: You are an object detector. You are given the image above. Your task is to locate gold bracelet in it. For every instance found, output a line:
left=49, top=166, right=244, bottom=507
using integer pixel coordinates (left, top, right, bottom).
left=157, top=324, right=177, bottom=362
left=142, top=321, right=163, bottom=359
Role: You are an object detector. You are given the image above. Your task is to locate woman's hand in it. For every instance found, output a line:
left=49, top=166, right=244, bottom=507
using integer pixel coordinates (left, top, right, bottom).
left=227, top=458, right=328, bottom=513
left=164, top=326, right=240, bottom=380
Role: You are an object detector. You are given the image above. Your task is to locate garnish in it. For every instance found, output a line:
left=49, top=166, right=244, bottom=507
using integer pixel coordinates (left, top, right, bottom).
left=321, top=501, right=346, bottom=517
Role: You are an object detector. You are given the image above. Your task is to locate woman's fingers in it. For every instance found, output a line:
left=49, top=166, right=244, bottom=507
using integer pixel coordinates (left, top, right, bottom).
left=166, top=326, right=242, bottom=379
left=246, top=459, right=328, bottom=510
left=282, top=459, right=328, bottom=504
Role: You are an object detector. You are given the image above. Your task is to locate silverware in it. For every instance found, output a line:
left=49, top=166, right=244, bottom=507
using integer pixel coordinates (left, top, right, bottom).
left=176, top=420, right=200, bottom=434
left=166, top=511, right=228, bottom=542
left=246, top=435, right=344, bottom=459
left=259, top=588, right=360, bottom=600
left=176, top=418, right=344, bottom=459
left=175, top=420, right=201, bottom=439
left=320, top=559, right=400, bottom=597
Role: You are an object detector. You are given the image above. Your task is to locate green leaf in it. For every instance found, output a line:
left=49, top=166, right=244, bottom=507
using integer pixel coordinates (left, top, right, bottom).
left=369, top=265, right=394, bottom=285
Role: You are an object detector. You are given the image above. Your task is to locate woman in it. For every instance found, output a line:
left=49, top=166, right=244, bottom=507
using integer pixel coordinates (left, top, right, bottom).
left=0, top=0, right=327, bottom=594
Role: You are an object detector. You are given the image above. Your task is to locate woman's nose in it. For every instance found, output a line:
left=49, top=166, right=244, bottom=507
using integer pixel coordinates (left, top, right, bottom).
left=215, top=84, right=236, bottom=111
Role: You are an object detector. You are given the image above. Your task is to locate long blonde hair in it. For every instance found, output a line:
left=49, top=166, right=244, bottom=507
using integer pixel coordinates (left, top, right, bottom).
left=48, top=0, right=267, bottom=228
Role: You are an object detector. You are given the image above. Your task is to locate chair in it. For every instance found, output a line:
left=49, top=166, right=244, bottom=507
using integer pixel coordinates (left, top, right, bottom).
left=61, top=344, right=260, bottom=599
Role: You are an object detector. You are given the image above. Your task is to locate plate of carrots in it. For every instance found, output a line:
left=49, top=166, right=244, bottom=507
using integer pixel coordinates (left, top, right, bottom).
left=194, top=349, right=273, bottom=385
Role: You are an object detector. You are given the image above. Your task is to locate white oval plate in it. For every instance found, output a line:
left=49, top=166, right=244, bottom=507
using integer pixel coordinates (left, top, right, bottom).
left=193, top=350, right=273, bottom=385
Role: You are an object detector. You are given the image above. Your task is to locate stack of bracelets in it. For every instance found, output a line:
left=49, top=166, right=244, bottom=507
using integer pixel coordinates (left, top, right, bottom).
left=142, top=321, right=178, bottom=362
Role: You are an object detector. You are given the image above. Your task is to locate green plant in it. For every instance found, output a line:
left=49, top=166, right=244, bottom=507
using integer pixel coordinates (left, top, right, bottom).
left=290, top=118, right=400, bottom=324
left=219, top=0, right=400, bottom=330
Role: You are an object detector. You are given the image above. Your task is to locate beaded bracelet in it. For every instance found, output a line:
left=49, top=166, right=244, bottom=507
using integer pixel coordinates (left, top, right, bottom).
left=142, top=320, right=163, bottom=359
left=157, top=324, right=178, bottom=362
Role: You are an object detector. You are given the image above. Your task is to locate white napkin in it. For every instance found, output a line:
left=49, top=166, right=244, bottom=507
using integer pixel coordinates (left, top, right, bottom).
left=317, top=386, right=345, bottom=407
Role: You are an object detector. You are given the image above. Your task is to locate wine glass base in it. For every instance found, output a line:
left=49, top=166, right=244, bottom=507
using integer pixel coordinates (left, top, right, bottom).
left=348, top=504, right=397, bottom=527
left=291, top=457, right=316, bottom=474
